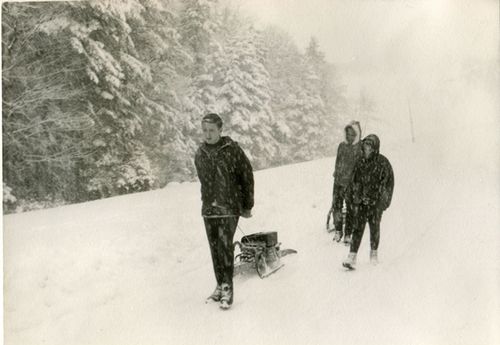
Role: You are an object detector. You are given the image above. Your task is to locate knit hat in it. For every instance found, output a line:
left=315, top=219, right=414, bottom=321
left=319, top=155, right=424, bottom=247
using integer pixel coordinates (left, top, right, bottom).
left=202, top=113, right=223, bottom=128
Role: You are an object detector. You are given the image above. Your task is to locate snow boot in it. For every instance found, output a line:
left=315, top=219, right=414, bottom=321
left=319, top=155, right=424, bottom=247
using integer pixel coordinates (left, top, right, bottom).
left=333, top=230, right=343, bottom=243
left=219, top=283, right=233, bottom=310
left=206, top=284, right=222, bottom=303
left=342, top=252, right=357, bottom=270
left=343, top=234, right=352, bottom=246
left=370, top=250, right=378, bottom=265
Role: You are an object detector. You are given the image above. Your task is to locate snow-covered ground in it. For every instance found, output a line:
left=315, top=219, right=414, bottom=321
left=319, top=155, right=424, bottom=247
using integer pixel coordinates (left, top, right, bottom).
left=4, top=115, right=499, bottom=345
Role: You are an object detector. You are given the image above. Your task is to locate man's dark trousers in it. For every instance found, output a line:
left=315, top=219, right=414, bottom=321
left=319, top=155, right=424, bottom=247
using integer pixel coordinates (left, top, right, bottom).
left=350, top=205, right=383, bottom=253
left=332, top=183, right=355, bottom=237
left=204, top=216, right=239, bottom=286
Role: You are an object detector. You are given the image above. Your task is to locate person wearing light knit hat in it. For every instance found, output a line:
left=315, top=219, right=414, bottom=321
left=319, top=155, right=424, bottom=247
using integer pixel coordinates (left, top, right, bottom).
left=329, top=121, right=363, bottom=244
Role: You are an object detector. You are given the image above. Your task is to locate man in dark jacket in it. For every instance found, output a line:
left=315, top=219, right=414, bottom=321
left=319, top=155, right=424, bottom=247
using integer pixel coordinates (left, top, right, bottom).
left=330, top=121, right=363, bottom=244
left=194, top=113, right=254, bottom=309
left=342, top=134, right=394, bottom=269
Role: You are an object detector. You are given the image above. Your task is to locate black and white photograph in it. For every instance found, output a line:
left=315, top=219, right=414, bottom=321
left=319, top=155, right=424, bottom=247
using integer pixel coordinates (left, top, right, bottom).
left=2, top=0, right=499, bottom=344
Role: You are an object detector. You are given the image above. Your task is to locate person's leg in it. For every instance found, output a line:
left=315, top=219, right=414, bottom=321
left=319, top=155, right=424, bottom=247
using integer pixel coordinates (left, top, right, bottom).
left=344, top=198, right=355, bottom=240
left=217, top=216, right=239, bottom=308
left=368, top=208, right=383, bottom=264
left=368, top=208, right=383, bottom=250
left=218, top=216, right=239, bottom=285
left=204, top=217, right=223, bottom=286
left=343, top=205, right=366, bottom=268
left=332, top=184, right=345, bottom=241
left=349, top=205, right=367, bottom=253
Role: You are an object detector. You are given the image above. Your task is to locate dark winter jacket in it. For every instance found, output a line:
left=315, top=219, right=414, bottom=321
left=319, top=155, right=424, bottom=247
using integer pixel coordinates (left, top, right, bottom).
left=334, top=121, right=363, bottom=187
left=195, top=136, right=254, bottom=217
left=350, top=134, right=394, bottom=210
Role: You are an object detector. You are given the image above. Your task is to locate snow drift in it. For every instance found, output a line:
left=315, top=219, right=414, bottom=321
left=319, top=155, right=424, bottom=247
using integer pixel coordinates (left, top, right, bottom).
left=3, top=124, right=499, bottom=345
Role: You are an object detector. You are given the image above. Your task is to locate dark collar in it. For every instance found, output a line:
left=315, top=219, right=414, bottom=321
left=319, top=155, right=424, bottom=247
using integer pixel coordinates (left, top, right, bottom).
left=201, top=137, right=232, bottom=155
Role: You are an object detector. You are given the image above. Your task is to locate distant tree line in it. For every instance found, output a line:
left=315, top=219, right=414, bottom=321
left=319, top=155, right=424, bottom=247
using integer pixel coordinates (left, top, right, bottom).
left=2, top=0, right=348, bottom=213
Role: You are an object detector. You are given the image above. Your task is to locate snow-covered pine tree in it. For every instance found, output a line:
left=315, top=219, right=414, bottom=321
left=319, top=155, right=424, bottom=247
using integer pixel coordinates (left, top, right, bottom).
left=2, top=2, right=94, bottom=209
left=179, top=0, right=219, bottom=57
left=179, top=0, right=222, bottom=127
left=2, top=0, right=348, bottom=213
left=128, top=0, right=197, bottom=186
left=306, top=37, right=345, bottom=156
left=216, top=25, right=278, bottom=168
left=63, top=0, right=162, bottom=197
left=260, top=36, right=327, bottom=162
left=261, top=26, right=308, bottom=164
left=295, top=37, right=328, bottom=158
left=285, top=36, right=344, bottom=161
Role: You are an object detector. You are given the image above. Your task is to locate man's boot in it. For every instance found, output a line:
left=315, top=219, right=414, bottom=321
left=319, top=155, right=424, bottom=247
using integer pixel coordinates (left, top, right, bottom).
left=342, top=252, right=357, bottom=270
left=206, top=284, right=222, bottom=302
left=334, top=230, right=343, bottom=243
left=370, top=250, right=378, bottom=265
left=219, top=283, right=233, bottom=310
left=343, top=234, right=352, bottom=245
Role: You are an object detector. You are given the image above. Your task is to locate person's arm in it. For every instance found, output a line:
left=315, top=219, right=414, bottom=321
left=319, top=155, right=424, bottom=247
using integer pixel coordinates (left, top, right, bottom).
left=333, top=143, right=343, bottom=178
left=378, top=158, right=394, bottom=210
left=235, top=144, right=254, bottom=215
left=330, top=144, right=343, bottom=209
left=350, top=160, right=362, bottom=205
left=194, top=151, right=206, bottom=202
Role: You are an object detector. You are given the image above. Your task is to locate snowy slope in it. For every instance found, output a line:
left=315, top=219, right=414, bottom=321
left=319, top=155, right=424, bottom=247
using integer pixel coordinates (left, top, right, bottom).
left=3, top=133, right=499, bottom=345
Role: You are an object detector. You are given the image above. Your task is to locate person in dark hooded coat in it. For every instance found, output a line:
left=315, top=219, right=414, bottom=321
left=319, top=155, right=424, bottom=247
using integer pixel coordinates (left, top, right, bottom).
left=330, top=121, right=363, bottom=244
left=194, top=113, right=254, bottom=309
left=342, top=134, right=394, bottom=269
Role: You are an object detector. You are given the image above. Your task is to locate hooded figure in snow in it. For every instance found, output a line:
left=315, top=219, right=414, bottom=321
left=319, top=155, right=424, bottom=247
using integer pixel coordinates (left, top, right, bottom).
left=330, top=121, right=363, bottom=244
left=342, top=134, right=394, bottom=269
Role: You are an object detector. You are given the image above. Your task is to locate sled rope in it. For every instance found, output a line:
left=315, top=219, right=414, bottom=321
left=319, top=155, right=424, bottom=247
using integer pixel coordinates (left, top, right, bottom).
left=237, top=224, right=246, bottom=236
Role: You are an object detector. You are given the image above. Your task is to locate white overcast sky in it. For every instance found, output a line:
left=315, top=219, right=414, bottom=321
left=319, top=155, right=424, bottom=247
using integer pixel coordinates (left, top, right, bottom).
left=237, top=0, right=497, bottom=65
left=237, top=0, right=498, bottom=145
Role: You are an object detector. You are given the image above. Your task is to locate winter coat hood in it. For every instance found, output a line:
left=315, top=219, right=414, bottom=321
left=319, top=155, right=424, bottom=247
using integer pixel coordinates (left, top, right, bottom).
left=334, top=122, right=363, bottom=186
left=345, top=121, right=362, bottom=145
left=350, top=138, right=394, bottom=210
left=362, top=134, right=380, bottom=154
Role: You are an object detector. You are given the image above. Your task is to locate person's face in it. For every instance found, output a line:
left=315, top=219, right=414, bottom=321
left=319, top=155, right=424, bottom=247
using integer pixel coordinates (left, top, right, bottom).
left=202, top=122, right=222, bottom=144
left=362, top=142, right=374, bottom=158
left=345, top=127, right=356, bottom=144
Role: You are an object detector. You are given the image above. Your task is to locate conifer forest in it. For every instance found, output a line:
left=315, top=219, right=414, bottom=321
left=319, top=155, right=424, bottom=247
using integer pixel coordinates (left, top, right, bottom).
left=2, top=0, right=358, bottom=213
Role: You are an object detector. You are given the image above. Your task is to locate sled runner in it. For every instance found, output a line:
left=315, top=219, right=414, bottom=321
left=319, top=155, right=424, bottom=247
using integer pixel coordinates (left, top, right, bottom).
left=233, top=231, right=297, bottom=278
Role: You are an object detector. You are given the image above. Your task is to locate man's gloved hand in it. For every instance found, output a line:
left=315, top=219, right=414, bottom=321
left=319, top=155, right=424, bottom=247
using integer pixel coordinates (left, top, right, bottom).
left=378, top=191, right=390, bottom=210
left=241, top=209, right=252, bottom=218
